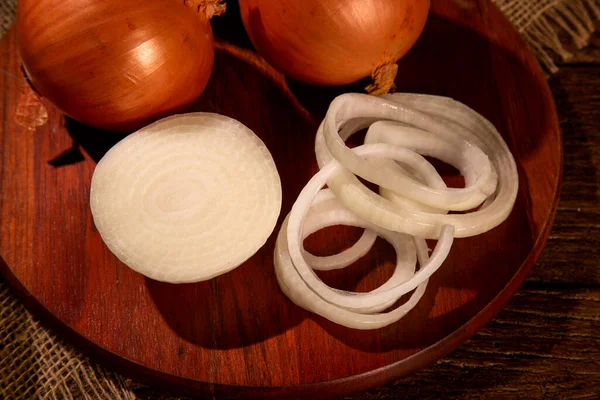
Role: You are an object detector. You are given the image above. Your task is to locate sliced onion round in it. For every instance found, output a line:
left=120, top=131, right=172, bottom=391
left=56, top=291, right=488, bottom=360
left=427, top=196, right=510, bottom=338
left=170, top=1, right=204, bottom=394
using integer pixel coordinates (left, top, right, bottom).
left=276, top=92, right=518, bottom=330
left=91, top=113, right=282, bottom=283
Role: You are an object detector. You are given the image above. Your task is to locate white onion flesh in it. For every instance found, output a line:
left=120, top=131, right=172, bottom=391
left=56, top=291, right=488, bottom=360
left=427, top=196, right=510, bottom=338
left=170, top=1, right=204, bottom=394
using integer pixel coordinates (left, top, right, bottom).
left=275, top=193, right=450, bottom=329
left=286, top=144, right=455, bottom=312
left=314, top=93, right=518, bottom=239
left=274, top=144, right=454, bottom=327
left=91, top=113, right=282, bottom=283
left=299, top=190, right=420, bottom=313
left=276, top=93, right=518, bottom=329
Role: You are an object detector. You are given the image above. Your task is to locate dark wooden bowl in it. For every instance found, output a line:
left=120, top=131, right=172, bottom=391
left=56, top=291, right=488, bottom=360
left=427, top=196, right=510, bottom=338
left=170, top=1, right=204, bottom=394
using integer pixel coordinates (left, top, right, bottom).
left=0, top=0, right=561, bottom=398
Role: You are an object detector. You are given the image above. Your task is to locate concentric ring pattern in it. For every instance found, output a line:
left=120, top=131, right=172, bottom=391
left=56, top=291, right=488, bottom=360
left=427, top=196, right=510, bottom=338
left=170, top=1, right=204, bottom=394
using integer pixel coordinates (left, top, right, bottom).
left=90, top=113, right=282, bottom=283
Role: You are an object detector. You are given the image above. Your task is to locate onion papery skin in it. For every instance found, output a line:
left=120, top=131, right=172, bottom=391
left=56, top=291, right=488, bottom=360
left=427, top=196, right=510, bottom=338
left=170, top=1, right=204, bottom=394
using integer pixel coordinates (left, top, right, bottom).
left=16, top=0, right=217, bottom=132
left=238, top=0, right=430, bottom=91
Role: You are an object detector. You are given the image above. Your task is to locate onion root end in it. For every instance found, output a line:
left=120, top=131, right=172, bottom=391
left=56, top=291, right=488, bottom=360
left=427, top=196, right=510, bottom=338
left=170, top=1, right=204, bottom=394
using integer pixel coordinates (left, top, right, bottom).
left=184, top=0, right=227, bottom=19
left=365, top=62, right=398, bottom=96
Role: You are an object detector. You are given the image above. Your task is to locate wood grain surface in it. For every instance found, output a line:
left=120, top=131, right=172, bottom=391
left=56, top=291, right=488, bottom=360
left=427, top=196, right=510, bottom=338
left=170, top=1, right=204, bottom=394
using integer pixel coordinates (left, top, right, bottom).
left=0, top=0, right=566, bottom=398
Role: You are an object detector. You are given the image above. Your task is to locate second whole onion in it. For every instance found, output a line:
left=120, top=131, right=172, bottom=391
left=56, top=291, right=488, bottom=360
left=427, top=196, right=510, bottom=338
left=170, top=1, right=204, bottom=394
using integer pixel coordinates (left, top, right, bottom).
left=16, top=0, right=226, bottom=132
left=239, top=0, right=430, bottom=95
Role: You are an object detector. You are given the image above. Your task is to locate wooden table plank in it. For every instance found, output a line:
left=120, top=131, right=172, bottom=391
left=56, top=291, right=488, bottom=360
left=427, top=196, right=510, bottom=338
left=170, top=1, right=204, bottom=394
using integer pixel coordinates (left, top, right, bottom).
left=353, top=288, right=600, bottom=399
left=530, top=64, right=600, bottom=286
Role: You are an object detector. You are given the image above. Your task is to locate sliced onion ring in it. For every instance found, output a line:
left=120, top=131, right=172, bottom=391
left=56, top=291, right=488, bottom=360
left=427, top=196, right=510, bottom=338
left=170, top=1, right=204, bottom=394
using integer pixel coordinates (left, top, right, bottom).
left=286, top=144, right=455, bottom=313
left=314, top=93, right=517, bottom=239
left=303, top=219, right=378, bottom=271
left=275, top=93, right=518, bottom=330
left=275, top=217, right=432, bottom=330
left=275, top=189, right=452, bottom=328
left=298, top=190, right=419, bottom=313
left=318, top=95, right=497, bottom=211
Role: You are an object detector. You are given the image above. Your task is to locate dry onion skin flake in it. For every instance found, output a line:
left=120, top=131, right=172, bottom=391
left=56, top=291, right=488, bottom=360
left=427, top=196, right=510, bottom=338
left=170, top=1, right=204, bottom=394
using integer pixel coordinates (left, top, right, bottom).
left=90, top=113, right=282, bottom=283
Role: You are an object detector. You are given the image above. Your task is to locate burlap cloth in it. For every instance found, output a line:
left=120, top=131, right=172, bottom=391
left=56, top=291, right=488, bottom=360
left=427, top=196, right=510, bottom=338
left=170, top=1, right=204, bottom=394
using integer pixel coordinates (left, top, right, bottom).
left=1, top=1, right=599, bottom=399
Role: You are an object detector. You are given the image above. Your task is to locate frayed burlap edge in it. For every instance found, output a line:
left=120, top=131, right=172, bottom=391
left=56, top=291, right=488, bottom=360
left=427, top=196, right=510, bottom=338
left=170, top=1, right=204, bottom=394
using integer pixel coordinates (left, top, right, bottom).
left=496, top=0, right=600, bottom=72
left=1, top=0, right=600, bottom=399
left=0, top=281, right=137, bottom=400
left=0, top=0, right=15, bottom=39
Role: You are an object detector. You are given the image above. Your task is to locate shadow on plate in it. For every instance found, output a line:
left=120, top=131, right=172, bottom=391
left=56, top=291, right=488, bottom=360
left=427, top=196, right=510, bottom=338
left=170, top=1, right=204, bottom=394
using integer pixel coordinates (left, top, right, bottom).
left=51, top=118, right=128, bottom=166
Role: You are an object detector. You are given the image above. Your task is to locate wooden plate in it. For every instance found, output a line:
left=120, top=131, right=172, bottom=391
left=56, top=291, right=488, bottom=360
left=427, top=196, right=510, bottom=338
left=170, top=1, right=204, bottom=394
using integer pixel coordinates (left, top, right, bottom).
left=0, top=0, right=562, bottom=398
